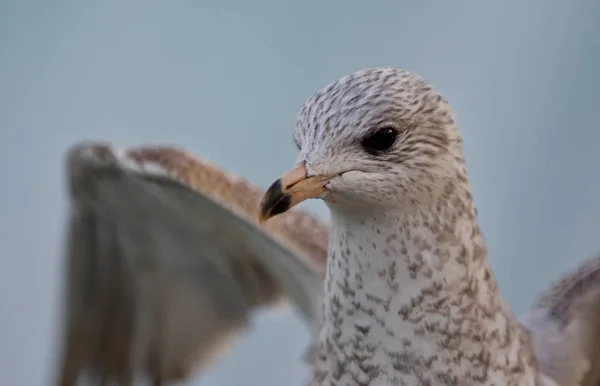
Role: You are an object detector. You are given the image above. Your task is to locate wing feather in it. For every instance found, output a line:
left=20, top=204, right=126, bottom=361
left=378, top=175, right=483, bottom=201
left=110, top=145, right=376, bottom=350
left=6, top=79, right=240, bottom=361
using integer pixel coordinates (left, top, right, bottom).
left=519, top=254, right=600, bottom=386
left=56, top=142, right=328, bottom=385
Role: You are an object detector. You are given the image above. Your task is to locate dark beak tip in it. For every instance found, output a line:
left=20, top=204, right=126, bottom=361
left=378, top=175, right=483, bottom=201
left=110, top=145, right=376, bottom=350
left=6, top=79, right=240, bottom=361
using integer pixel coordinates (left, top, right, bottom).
left=259, top=178, right=291, bottom=222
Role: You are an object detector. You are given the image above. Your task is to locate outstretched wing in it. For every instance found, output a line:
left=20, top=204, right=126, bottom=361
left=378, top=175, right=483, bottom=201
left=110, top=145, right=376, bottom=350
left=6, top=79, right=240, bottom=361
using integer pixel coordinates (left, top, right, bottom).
left=519, top=254, right=600, bottom=386
left=56, top=142, right=328, bottom=385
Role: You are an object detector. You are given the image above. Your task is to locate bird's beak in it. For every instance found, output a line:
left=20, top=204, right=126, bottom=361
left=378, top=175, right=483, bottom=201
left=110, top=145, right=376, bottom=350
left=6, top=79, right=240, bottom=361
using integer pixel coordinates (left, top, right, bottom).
left=259, top=163, right=329, bottom=223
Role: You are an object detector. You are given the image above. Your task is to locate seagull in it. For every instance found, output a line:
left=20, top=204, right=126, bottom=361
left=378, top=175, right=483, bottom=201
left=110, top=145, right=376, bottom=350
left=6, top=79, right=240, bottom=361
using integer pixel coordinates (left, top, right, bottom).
left=258, top=68, right=600, bottom=385
left=56, top=68, right=600, bottom=386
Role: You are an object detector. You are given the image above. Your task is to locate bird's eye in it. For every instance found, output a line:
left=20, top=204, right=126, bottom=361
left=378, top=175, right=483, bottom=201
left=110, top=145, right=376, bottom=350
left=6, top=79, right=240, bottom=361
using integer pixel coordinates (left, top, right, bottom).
left=361, top=127, right=398, bottom=154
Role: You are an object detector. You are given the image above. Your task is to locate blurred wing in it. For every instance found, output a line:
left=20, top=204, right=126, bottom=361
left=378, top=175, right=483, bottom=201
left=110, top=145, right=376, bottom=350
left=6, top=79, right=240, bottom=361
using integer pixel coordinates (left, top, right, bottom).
left=57, top=142, right=328, bottom=385
left=519, top=254, right=600, bottom=386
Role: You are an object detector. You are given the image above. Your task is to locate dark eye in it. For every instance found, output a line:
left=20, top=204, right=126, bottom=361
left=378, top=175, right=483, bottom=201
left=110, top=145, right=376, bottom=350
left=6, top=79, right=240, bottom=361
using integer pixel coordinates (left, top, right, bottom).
left=361, top=127, right=398, bottom=155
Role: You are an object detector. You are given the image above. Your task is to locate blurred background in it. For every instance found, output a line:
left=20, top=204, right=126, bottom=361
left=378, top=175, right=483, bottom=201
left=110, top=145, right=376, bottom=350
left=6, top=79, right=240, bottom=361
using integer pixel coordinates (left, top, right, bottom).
left=1, top=1, right=600, bottom=385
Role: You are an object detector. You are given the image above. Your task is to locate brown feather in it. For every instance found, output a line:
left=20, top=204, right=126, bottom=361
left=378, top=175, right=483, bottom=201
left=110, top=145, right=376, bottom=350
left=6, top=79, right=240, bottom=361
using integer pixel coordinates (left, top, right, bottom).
left=56, top=142, right=328, bottom=385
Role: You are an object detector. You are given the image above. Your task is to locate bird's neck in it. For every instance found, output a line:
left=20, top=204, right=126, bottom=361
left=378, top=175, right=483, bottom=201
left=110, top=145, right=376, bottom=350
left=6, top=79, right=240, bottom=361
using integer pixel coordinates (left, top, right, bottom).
left=313, top=196, right=540, bottom=385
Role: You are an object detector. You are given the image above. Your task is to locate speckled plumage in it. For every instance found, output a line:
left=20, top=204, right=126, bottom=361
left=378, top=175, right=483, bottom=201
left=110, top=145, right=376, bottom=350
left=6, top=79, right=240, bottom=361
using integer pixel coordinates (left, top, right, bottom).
left=289, top=68, right=540, bottom=385
left=263, top=68, right=600, bottom=386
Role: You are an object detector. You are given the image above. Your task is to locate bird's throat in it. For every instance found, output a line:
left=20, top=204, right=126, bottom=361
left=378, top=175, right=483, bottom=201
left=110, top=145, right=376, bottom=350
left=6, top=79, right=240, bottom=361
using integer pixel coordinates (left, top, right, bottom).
left=313, top=206, right=539, bottom=385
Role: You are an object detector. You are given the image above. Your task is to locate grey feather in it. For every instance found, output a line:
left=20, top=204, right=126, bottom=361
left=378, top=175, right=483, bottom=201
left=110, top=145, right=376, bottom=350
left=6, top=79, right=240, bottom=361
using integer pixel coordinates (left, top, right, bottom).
left=519, top=255, right=600, bottom=386
left=56, top=142, right=326, bottom=385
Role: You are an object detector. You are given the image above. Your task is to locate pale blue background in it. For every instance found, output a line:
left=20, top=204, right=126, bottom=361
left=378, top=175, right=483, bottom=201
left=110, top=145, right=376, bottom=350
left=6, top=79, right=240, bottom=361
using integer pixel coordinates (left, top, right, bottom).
left=1, top=1, right=599, bottom=385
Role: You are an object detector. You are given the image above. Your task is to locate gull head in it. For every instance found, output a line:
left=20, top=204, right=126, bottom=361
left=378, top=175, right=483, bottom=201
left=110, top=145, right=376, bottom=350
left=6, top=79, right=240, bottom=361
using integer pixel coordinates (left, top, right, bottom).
left=260, top=68, right=464, bottom=222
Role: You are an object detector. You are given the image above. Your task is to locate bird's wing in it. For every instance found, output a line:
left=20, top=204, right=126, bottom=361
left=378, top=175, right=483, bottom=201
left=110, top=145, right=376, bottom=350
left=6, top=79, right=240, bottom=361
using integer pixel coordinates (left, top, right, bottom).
left=56, top=142, right=328, bottom=385
left=519, top=254, right=600, bottom=386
